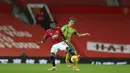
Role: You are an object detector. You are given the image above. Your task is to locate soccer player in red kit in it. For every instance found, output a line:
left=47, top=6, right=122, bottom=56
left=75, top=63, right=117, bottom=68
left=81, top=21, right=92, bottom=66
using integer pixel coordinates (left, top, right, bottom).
left=37, top=21, right=69, bottom=71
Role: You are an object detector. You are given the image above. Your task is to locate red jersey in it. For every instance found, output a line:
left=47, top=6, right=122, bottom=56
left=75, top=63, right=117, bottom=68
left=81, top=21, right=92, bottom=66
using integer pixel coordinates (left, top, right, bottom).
left=43, top=27, right=64, bottom=44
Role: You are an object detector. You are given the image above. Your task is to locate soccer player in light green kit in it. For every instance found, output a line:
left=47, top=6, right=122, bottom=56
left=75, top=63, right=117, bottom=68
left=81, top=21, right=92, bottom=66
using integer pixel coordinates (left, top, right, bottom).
left=61, top=18, right=90, bottom=71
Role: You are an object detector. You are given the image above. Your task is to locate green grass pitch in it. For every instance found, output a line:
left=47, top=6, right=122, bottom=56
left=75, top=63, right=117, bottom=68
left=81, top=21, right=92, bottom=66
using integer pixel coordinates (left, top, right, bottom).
left=0, top=64, right=130, bottom=73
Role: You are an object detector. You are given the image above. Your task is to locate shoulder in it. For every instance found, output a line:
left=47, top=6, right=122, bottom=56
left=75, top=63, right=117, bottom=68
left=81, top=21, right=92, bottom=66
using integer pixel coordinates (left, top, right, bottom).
left=62, top=25, right=69, bottom=30
left=62, top=25, right=68, bottom=28
left=46, top=29, right=53, bottom=34
left=56, top=27, right=62, bottom=32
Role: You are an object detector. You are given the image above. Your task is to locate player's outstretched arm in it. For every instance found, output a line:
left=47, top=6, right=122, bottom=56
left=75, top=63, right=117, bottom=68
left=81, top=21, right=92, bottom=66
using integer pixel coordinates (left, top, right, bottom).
left=37, top=31, right=49, bottom=45
left=76, top=33, right=91, bottom=37
left=37, top=38, right=47, bottom=45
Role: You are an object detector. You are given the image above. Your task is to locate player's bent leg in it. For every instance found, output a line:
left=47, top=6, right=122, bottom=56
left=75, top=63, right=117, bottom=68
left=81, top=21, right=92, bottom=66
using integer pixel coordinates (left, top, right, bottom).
left=65, top=53, right=71, bottom=67
left=65, top=47, right=72, bottom=67
left=65, top=45, right=77, bottom=67
left=67, top=42, right=78, bottom=60
left=48, top=52, right=57, bottom=71
left=73, top=61, right=80, bottom=71
left=67, top=42, right=80, bottom=71
left=66, top=48, right=75, bottom=65
left=68, top=49, right=76, bottom=55
left=68, top=43, right=77, bottom=55
left=57, top=42, right=75, bottom=67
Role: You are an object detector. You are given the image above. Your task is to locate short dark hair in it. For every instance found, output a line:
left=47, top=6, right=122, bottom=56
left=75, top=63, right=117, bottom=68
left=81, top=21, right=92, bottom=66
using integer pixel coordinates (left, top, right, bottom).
left=69, top=17, right=76, bottom=22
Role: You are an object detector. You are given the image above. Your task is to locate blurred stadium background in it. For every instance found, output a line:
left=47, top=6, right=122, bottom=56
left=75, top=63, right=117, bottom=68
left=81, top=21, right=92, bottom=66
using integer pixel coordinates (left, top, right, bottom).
left=0, top=0, right=130, bottom=73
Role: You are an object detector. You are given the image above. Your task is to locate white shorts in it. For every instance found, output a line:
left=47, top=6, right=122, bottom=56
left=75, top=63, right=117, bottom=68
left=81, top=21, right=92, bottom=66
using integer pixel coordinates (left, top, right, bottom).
left=51, top=42, right=69, bottom=54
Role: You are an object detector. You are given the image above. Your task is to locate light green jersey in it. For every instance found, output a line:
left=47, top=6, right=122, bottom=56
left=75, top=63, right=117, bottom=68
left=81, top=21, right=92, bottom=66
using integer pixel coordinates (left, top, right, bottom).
left=61, top=25, right=77, bottom=41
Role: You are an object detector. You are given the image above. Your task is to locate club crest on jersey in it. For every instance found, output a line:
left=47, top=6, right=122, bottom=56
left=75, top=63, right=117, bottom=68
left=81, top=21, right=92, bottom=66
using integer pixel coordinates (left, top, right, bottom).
left=52, top=34, right=58, bottom=39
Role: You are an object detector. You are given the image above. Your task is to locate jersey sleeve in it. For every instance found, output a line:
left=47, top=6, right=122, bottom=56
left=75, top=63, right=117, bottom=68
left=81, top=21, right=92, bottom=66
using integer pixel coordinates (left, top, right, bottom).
left=61, top=25, right=67, bottom=32
left=43, top=30, right=49, bottom=39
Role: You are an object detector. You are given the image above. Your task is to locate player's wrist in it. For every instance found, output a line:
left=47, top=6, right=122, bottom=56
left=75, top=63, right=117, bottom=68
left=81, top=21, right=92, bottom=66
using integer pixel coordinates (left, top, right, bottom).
left=82, top=34, right=86, bottom=36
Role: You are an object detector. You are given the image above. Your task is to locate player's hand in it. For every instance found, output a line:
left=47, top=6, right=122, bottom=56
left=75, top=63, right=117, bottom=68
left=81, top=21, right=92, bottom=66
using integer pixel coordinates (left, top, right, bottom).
left=82, top=33, right=91, bottom=36
left=37, top=41, right=43, bottom=45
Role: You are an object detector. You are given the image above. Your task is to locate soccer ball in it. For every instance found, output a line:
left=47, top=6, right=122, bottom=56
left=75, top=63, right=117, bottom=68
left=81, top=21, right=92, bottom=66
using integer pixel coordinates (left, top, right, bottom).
left=71, top=55, right=79, bottom=62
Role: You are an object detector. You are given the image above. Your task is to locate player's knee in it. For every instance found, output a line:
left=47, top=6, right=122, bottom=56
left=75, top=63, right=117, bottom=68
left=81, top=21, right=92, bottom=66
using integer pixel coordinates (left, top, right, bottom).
left=68, top=48, right=72, bottom=53
left=66, top=47, right=69, bottom=51
left=68, top=49, right=75, bottom=55
left=71, top=52, right=76, bottom=55
left=50, top=52, right=55, bottom=57
left=50, top=52, right=55, bottom=60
